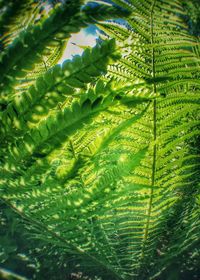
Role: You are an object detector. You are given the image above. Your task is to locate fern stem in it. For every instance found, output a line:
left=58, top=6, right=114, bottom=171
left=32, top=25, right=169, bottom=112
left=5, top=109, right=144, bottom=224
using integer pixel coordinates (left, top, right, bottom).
left=141, top=0, right=157, bottom=259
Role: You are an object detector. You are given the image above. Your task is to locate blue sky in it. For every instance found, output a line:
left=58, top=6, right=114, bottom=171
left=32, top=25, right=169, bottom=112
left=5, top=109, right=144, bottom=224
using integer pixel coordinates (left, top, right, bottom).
left=58, top=25, right=98, bottom=63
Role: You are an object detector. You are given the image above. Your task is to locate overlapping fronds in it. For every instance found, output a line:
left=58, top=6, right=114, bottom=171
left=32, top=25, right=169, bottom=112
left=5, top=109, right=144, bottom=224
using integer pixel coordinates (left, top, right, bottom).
left=0, top=0, right=199, bottom=279
left=0, top=0, right=129, bottom=104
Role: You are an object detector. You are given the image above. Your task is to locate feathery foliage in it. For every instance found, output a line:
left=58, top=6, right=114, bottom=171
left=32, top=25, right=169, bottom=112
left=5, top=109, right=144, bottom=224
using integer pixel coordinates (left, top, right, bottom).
left=0, top=0, right=200, bottom=279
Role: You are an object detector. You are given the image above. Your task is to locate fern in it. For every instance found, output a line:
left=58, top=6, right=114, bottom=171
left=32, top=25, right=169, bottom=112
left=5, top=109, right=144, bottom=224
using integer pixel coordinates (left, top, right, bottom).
left=0, top=0, right=200, bottom=279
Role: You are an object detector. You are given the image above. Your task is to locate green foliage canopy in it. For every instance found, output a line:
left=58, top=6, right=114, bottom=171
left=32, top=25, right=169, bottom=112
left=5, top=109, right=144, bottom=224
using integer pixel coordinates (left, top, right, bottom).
left=0, top=0, right=200, bottom=279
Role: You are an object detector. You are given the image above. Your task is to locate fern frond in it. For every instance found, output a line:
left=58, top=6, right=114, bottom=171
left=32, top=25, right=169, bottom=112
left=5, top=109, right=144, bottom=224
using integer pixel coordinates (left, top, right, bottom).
left=0, top=39, right=120, bottom=140
left=0, top=0, right=45, bottom=49
left=91, top=0, right=200, bottom=277
left=0, top=1, right=129, bottom=105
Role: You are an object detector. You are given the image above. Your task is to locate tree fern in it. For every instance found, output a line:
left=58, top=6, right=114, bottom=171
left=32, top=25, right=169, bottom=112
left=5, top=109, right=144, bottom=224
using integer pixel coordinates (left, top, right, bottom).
left=0, top=0, right=199, bottom=279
